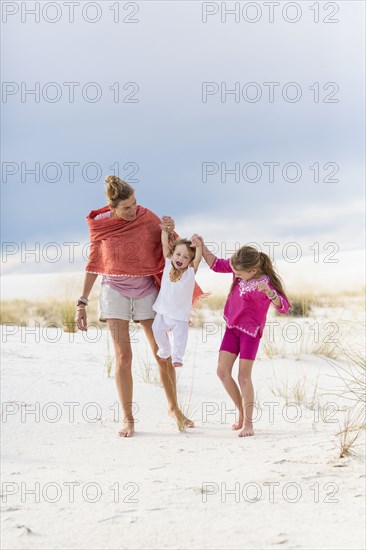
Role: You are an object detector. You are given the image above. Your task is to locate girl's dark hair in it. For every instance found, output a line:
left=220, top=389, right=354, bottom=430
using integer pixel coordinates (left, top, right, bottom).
left=105, top=175, right=135, bottom=208
left=229, top=246, right=288, bottom=298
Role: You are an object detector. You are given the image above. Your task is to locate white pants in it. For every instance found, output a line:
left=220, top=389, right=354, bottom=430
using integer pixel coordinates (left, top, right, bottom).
left=152, top=313, right=189, bottom=365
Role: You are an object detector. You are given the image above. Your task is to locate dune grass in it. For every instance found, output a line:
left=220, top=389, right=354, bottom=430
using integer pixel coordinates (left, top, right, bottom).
left=287, top=293, right=314, bottom=317
left=265, top=371, right=320, bottom=409
left=336, top=411, right=365, bottom=459
left=135, top=346, right=161, bottom=386
left=0, top=298, right=100, bottom=327
left=0, top=300, right=34, bottom=325
left=327, top=346, right=366, bottom=458
left=196, top=293, right=227, bottom=311
left=104, top=328, right=115, bottom=378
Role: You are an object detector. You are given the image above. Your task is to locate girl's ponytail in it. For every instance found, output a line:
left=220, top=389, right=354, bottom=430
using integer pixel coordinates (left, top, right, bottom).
left=228, top=246, right=289, bottom=302
left=259, top=251, right=287, bottom=297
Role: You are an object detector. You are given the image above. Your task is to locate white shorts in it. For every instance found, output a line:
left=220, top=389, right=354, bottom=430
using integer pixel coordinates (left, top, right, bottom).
left=99, top=284, right=159, bottom=322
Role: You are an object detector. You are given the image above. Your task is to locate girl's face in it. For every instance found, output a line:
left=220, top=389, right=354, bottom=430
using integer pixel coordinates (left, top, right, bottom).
left=111, top=194, right=138, bottom=221
left=171, top=244, right=193, bottom=270
left=230, top=261, right=259, bottom=281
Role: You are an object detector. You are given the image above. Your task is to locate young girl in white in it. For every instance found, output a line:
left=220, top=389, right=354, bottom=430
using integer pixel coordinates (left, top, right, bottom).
left=152, top=231, right=202, bottom=367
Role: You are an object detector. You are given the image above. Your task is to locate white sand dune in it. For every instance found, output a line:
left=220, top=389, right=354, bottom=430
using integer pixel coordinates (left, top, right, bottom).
left=1, top=249, right=365, bottom=301
left=1, top=248, right=365, bottom=548
left=1, top=315, right=365, bottom=549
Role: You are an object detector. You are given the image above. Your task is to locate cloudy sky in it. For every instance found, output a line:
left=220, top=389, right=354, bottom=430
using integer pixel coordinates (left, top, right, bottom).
left=1, top=0, right=365, bottom=274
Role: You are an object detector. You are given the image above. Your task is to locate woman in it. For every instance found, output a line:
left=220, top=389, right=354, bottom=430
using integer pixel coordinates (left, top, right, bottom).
left=75, top=175, right=203, bottom=437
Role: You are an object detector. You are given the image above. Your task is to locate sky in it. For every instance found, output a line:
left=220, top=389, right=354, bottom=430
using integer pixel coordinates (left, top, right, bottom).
left=1, top=0, right=365, bottom=275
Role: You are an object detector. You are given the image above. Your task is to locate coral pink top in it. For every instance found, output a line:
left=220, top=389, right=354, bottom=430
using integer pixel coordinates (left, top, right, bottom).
left=211, top=257, right=290, bottom=337
left=94, top=211, right=157, bottom=298
left=89, top=208, right=205, bottom=305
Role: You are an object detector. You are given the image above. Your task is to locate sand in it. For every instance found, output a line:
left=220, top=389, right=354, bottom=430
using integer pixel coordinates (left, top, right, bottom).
left=1, top=303, right=365, bottom=549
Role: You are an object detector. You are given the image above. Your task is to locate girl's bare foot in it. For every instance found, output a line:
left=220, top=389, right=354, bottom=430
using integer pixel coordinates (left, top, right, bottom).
left=169, top=408, right=194, bottom=430
left=173, top=362, right=183, bottom=368
left=118, top=420, right=135, bottom=438
left=238, top=423, right=254, bottom=437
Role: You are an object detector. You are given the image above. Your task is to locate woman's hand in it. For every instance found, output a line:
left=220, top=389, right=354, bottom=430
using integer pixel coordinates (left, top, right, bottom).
left=75, top=307, right=88, bottom=331
left=161, top=215, right=175, bottom=234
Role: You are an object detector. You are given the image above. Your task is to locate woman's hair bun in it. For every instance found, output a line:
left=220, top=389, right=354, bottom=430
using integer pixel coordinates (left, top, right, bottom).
left=104, top=175, right=135, bottom=206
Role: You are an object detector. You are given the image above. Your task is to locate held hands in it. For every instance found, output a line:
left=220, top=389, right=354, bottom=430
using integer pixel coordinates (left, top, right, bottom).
left=190, top=233, right=203, bottom=248
left=160, top=215, right=175, bottom=234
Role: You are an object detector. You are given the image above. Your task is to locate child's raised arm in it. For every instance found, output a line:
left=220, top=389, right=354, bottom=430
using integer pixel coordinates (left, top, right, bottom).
left=192, top=241, right=203, bottom=273
left=161, top=227, right=171, bottom=259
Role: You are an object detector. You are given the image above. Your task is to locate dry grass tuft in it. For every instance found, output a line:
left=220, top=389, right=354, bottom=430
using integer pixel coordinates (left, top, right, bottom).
left=196, top=294, right=227, bottom=311
left=287, top=293, right=315, bottom=317
left=266, top=370, right=320, bottom=410
left=104, top=329, right=115, bottom=378
left=326, top=345, right=365, bottom=458
left=135, top=345, right=161, bottom=386
left=0, top=300, right=33, bottom=325
left=336, top=411, right=365, bottom=459
left=0, top=298, right=99, bottom=327
left=60, top=300, right=78, bottom=332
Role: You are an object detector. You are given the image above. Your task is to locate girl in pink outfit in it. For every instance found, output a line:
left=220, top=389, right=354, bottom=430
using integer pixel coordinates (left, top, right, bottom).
left=194, top=236, right=290, bottom=438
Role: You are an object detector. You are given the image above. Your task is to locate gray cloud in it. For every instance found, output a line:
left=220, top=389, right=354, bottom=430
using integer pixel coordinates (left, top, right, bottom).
left=2, top=1, right=364, bottom=257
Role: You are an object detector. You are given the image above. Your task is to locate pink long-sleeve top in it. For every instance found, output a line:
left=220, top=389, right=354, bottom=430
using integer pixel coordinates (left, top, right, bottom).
left=211, top=257, right=290, bottom=338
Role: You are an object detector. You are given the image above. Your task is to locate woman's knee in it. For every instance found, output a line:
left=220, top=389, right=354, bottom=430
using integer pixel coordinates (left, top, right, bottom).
left=115, top=350, right=133, bottom=371
left=155, top=353, right=171, bottom=367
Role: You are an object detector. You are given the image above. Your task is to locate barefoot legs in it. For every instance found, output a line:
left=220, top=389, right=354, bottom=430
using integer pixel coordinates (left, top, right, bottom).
left=217, top=351, right=243, bottom=431
left=107, top=319, right=136, bottom=438
left=140, top=319, right=194, bottom=430
left=237, top=359, right=255, bottom=437
left=217, top=352, right=256, bottom=437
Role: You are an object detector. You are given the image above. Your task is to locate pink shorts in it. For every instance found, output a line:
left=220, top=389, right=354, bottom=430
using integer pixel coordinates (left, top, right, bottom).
left=219, top=327, right=261, bottom=360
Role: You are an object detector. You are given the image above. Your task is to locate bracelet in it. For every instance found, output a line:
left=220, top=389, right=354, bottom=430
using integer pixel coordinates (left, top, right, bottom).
left=268, top=290, right=278, bottom=301
left=76, top=296, right=88, bottom=307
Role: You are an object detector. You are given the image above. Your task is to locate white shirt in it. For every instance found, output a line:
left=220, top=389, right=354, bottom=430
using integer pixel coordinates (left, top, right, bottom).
left=153, top=258, right=195, bottom=322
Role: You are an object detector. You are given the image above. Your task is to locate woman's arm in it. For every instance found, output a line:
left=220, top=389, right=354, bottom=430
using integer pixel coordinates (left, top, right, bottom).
left=75, top=272, right=98, bottom=331
left=160, top=215, right=176, bottom=256
left=81, top=272, right=98, bottom=299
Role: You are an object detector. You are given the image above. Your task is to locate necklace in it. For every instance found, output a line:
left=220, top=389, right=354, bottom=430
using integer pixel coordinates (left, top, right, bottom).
left=169, top=266, right=187, bottom=283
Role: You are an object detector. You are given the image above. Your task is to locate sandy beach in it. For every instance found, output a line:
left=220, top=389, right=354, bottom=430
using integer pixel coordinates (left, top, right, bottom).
left=2, top=0, right=365, bottom=546
left=1, top=282, right=365, bottom=549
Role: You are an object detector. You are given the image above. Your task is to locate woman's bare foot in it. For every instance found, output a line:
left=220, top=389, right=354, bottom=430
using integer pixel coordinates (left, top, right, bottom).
left=169, top=408, right=194, bottom=430
left=173, top=362, right=183, bottom=368
left=232, top=413, right=243, bottom=431
left=238, top=423, right=254, bottom=437
left=232, top=420, right=243, bottom=431
left=118, top=420, right=135, bottom=438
